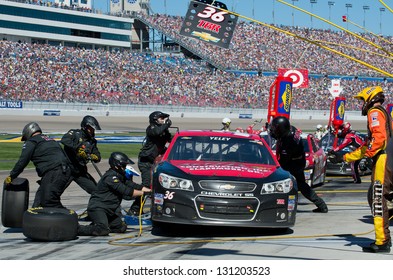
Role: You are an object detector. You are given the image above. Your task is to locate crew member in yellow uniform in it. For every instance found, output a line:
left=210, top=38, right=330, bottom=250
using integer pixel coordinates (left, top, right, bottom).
left=343, top=86, right=392, bottom=253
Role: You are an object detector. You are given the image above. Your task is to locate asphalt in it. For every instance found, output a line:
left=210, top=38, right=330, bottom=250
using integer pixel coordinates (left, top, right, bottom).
left=0, top=115, right=391, bottom=279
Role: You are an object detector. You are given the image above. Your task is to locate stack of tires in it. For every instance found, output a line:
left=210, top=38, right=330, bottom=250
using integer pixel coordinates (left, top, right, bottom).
left=2, top=178, right=78, bottom=241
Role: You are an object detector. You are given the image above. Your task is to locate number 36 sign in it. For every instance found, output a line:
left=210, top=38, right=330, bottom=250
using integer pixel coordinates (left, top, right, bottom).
left=180, top=0, right=238, bottom=49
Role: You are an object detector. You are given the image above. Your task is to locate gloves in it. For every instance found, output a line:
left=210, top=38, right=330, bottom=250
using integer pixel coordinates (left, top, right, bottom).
left=143, top=190, right=152, bottom=196
left=4, top=176, right=12, bottom=186
left=90, top=153, right=99, bottom=162
left=328, top=151, right=344, bottom=164
left=77, top=147, right=88, bottom=160
left=165, top=118, right=172, bottom=127
left=142, top=187, right=151, bottom=195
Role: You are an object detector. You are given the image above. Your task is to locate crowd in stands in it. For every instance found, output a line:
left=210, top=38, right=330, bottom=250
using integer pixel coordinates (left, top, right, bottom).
left=7, top=0, right=95, bottom=13
left=1, top=12, right=393, bottom=110
left=139, top=13, right=393, bottom=77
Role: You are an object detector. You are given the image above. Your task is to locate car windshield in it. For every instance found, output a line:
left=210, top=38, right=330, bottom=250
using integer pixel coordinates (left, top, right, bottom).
left=167, top=136, right=276, bottom=165
left=320, top=133, right=344, bottom=151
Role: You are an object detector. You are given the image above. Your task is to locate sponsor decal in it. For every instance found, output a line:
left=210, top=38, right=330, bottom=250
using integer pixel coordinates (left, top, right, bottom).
left=276, top=199, right=285, bottom=205
left=288, top=197, right=296, bottom=211
left=181, top=163, right=272, bottom=174
left=201, top=191, right=254, bottom=197
left=154, top=193, right=164, bottom=205
left=218, top=184, right=236, bottom=190
left=191, top=31, right=221, bottom=42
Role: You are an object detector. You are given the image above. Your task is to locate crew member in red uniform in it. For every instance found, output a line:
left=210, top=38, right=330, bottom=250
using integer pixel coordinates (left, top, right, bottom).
left=330, top=122, right=365, bottom=183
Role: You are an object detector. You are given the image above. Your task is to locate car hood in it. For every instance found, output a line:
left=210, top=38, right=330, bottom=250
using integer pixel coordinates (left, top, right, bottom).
left=169, top=160, right=278, bottom=178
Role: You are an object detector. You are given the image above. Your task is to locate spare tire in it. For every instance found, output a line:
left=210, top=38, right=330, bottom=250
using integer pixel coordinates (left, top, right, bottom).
left=1, top=177, right=29, bottom=228
left=23, top=207, right=78, bottom=241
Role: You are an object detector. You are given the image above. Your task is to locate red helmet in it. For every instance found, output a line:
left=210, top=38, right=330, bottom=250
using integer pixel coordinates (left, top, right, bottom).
left=339, top=122, right=351, bottom=137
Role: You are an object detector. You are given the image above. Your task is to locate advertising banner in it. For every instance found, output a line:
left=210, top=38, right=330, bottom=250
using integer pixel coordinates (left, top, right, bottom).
left=0, top=101, right=23, bottom=109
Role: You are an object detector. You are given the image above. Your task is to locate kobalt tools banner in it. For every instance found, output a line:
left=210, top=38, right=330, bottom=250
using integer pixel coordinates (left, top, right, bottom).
left=0, top=101, right=23, bottom=108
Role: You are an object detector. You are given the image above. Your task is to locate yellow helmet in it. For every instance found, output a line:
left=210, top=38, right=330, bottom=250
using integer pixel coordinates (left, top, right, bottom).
left=354, top=86, right=384, bottom=115
left=354, top=86, right=383, bottom=101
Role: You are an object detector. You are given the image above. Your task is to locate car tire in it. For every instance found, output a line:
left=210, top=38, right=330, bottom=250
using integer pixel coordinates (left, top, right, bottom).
left=367, top=185, right=393, bottom=218
left=1, top=178, right=29, bottom=228
left=23, top=207, right=78, bottom=241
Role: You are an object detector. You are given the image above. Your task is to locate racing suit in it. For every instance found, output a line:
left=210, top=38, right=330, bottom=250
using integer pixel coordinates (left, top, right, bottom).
left=9, top=134, right=71, bottom=208
left=129, top=120, right=172, bottom=214
left=344, top=105, right=392, bottom=246
left=61, top=129, right=101, bottom=194
left=77, top=169, right=143, bottom=236
left=276, top=129, right=328, bottom=212
left=333, top=131, right=365, bottom=183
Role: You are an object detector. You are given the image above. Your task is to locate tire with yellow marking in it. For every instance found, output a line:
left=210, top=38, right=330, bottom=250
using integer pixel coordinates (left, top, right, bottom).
left=23, top=207, right=78, bottom=241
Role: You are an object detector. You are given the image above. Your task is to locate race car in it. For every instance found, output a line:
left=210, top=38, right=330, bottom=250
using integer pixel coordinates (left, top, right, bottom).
left=150, top=130, right=298, bottom=229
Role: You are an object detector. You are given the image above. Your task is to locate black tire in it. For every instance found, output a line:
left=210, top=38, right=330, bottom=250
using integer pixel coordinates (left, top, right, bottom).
left=23, top=207, right=78, bottom=241
left=1, top=178, right=29, bottom=228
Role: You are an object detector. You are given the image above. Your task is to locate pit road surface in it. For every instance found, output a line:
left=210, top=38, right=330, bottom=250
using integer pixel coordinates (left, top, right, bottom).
left=0, top=115, right=391, bottom=260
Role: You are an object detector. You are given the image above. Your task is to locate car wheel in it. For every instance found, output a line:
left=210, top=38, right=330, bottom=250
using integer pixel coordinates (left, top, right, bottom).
left=1, top=178, right=29, bottom=228
left=367, top=185, right=393, bottom=218
left=23, top=207, right=78, bottom=241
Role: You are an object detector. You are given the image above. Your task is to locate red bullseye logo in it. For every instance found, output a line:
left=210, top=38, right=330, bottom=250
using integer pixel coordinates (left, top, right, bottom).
left=277, top=68, right=309, bottom=88
left=283, top=70, right=304, bottom=87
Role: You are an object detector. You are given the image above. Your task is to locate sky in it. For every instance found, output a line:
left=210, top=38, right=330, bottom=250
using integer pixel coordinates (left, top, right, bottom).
left=91, top=0, right=393, bottom=36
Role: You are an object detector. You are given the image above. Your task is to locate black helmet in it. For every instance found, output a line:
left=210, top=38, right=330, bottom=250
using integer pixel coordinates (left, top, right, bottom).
left=21, top=122, right=42, bottom=141
left=109, top=152, right=134, bottom=175
left=81, top=115, right=101, bottom=138
left=149, top=111, right=169, bottom=124
left=270, top=116, right=291, bottom=139
left=81, top=115, right=101, bottom=130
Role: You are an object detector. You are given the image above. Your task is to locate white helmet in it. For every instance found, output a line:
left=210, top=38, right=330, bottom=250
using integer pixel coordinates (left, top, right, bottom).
left=222, top=117, right=231, bottom=125
left=316, top=124, right=322, bottom=130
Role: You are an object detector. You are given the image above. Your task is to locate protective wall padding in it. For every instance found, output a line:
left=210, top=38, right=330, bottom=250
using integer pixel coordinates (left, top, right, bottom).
left=1, top=177, right=29, bottom=228
left=23, top=207, right=78, bottom=241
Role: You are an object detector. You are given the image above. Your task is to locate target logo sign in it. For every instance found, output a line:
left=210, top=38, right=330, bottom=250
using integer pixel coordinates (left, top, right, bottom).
left=277, top=68, right=309, bottom=88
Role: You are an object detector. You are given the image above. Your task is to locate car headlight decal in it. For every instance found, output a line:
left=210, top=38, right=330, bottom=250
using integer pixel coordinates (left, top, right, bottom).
left=158, top=173, right=194, bottom=191
left=261, top=178, right=293, bottom=194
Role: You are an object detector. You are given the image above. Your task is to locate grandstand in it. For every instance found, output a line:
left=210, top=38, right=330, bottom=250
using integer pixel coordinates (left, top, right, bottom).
left=1, top=1, right=393, bottom=112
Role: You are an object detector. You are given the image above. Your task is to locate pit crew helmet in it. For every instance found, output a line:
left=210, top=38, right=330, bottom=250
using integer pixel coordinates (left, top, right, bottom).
left=81, top=115, right=101, bottom=138
left=338, top=122, right=351, bottom=137
left=222, top=117, right=231, bottom=126
left=270, top=116, right=291, bottom=139
left=21, top=122, right=42, bottom=141
left=149, top=111, right=170, bottom=124
left=109, top=152, right=135, bottom=176
left=354, top=86, right=385, bottom=116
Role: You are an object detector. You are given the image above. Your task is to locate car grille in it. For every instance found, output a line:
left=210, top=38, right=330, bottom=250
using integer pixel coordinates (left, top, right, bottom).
left=195, top=196, right=259, bottom=220
left=199, top=180, right=256, bottom=192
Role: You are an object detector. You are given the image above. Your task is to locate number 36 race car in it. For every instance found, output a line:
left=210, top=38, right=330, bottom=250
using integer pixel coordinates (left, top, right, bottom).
left=151, top=130, right=298, bottom=229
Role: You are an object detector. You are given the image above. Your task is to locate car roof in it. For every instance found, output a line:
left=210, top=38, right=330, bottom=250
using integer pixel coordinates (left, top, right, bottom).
left=175, top=130, right=263, bottom=140
left=260, top=131, right=312, bottom=139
